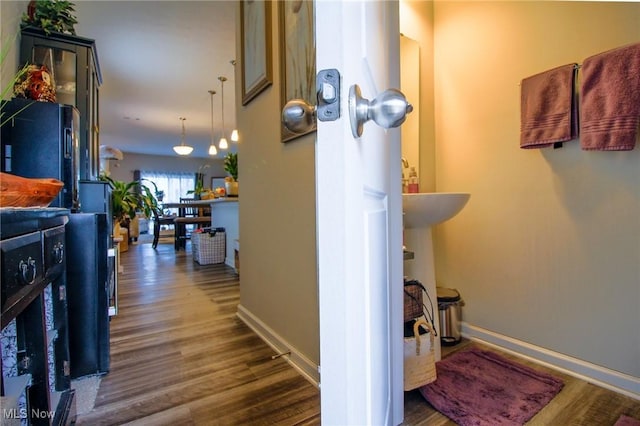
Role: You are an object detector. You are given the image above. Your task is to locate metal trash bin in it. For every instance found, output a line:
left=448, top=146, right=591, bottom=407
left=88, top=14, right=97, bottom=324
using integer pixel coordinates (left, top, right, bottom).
left=437, top=287, right=463, bottom=346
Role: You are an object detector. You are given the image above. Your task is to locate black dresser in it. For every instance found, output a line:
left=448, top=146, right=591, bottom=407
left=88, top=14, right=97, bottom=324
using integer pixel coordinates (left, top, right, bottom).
left=1, top=208, right=75, bottom=425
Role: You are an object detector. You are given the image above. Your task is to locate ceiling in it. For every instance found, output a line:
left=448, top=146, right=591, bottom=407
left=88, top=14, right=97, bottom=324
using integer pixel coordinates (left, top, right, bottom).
left=74, top=1, right=238, bottom=159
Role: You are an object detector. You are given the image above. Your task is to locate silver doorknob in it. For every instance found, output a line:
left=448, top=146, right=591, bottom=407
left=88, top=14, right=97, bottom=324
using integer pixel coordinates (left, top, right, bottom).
left=282, top=99, right=316, bottom=134
left=349, top=84, right=413, bottom=138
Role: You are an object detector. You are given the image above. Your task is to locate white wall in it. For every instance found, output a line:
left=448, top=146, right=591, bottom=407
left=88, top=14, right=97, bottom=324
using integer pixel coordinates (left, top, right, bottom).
left=430, top=1, right=640, bottom=378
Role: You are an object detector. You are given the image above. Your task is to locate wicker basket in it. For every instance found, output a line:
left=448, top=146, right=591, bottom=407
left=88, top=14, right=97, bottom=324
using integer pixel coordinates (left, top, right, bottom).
left=404, top=280, right=424, bottom=322
left=403, top=319, right=436, bottom=391
left=191, top=228, right=225, bottom=265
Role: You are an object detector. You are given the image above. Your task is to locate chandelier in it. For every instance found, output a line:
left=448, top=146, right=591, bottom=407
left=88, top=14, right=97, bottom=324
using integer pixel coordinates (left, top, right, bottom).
left=173, top=117, right=193, bottom=156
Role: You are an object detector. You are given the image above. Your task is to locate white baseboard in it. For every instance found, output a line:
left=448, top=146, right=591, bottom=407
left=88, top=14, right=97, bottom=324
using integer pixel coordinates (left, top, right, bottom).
left=462, top=323, right=640, bottom=400
left=237, top=304, right=320, bottom=387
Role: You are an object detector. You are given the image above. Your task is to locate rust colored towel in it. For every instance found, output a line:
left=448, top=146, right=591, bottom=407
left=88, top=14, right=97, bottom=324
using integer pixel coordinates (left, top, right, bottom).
left=580, top=43, right=640, bottom=151
left=520, top=63, right=578, bottom=149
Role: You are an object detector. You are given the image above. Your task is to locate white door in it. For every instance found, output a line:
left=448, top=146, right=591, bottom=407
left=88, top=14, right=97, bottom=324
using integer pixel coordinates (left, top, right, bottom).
left=315, top=1, right=404, bottom=425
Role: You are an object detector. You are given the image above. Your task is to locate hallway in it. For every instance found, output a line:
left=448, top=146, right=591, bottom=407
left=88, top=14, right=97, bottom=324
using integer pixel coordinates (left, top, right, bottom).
left=75, top=241, right=320, bottom=425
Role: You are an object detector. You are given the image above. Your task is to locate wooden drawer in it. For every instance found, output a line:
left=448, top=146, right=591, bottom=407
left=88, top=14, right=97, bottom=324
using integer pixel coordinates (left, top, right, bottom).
left=1, top=231, right=44, bottom=327
left=44, top=225, right=66, bottom=271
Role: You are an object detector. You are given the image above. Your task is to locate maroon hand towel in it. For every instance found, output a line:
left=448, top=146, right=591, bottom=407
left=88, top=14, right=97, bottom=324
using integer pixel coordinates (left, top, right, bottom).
left=520, top=63, right=578, bottom=149
left=580, top=42, right=640, bottom=151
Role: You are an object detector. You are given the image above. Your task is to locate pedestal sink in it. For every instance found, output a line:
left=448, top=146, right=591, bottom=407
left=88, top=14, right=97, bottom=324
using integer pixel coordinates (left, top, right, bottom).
left=402, top=192, right=470, bottom=362
left=403, top=193, right=470, bottom=228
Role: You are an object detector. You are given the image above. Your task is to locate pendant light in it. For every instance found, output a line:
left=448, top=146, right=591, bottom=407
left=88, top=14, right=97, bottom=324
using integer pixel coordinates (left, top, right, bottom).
left=208, top=90, right=218, bottom=156
left=218, top=76, right=229, bottom=150
left=229, top=60, right=239, bottom=142
left=173, top=117, right=193, bottom=156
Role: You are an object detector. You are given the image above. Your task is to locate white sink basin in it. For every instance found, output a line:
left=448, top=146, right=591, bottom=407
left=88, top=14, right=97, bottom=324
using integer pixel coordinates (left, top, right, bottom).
left=403, top=193, right=470, bottom=228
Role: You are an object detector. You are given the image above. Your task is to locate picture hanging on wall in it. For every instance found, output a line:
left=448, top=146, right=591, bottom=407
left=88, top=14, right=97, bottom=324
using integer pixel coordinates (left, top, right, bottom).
left=241, top=0, right=273, bottom=105
left=279, top=0, right=316, bottom=143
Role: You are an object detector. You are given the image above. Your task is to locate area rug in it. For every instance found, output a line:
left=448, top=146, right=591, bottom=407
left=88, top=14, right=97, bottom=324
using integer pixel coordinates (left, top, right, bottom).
left=419, top=347, right=564, bottom=426
left=615, top=415, right=640, bottom=426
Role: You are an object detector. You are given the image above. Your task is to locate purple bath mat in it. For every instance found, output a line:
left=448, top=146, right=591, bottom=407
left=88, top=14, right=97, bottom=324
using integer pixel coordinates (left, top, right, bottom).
left=419, top=347, right=564, bottom=426
left=615, top=415, right=640, bottom=426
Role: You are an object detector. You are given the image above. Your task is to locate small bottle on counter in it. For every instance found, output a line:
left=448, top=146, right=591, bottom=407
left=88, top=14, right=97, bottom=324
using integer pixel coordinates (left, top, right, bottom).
left=408, top=167, right=419, bottom=193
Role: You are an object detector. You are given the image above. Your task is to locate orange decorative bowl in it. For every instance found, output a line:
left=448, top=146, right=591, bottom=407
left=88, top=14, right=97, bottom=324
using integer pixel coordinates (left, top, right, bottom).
left=0, top=172, right=64, bottom=208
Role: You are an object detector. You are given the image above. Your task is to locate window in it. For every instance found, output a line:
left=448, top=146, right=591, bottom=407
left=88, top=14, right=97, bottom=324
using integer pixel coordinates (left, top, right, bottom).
left=139, top=171, right=194, bottom=207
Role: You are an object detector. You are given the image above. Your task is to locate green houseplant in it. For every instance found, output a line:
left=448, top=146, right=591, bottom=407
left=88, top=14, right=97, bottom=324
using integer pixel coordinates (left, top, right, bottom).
left=21, top=0, right=78, bottom=36
left=100, top=175, right=159, bottom=225
left=223, top=152, right=238, bottom=181
left=223, top=152, right=238, bottom=196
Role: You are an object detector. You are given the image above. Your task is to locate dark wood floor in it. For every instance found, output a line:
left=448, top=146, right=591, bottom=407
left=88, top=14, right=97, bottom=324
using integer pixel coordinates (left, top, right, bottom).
left=75, top=238, right=640, bottom=425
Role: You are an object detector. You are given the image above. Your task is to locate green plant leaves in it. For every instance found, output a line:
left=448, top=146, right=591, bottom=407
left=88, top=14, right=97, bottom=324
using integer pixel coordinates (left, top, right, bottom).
left=224, top=153, right=238, bottom=181
left=21, top=0, right=78, bottom=36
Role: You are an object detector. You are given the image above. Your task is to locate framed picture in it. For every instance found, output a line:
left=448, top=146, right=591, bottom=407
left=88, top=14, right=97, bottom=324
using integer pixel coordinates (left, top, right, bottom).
left=240, top=0, right=273, bottom=105
left=279, top=0, right=316, bottom=143
left=211, top=176, right=226, bottom=190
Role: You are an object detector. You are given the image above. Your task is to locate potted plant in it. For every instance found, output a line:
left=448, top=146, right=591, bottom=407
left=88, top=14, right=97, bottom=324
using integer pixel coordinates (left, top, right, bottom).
left=223, top=152, right=238, bottom=196
left=186, top=179, right=206, bottom=199
left=21, top=0, right=78, bottom=36
left=100, top=175, right=159, bottom=225
left=140, top=178, right=164, bottom=202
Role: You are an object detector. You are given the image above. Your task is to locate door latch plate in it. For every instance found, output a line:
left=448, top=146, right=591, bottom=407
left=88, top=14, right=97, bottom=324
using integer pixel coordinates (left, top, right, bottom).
left=316, top=69, right=340, bottom=122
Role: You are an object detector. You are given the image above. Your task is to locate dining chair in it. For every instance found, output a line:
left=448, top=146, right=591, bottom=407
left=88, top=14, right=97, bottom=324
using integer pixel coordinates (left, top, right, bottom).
left=151, top=208, right=176, bottom=249
left=174, top=198, right=211, bottom=250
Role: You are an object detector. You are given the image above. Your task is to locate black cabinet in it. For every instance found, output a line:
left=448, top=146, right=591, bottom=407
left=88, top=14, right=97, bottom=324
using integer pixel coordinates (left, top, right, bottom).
left=1, top=208, right=75, bottom=425
left=20, top=27, right=102, bottom=182
left=65, top=214, right=111, bottom=378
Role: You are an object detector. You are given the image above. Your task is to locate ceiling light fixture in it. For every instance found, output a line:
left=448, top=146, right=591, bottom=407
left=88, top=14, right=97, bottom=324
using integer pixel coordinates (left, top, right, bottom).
left=99, top=145, right=124, bottom=160
left=229, top=60, right=239, bottom=142
left=208, top=90, right=218, bottom=156
left=173, top=117, right=193, bottom=156
left=218, top=76, right=229, bottom=150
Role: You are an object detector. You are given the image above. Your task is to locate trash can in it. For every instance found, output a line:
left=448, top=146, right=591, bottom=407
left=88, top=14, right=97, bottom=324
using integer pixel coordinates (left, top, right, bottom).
left=437, top=287, right=463, bottom=346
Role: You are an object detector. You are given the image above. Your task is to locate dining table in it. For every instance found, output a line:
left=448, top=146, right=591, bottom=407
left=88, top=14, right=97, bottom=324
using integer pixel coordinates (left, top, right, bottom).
left=160, top=198, right=239, bottom=269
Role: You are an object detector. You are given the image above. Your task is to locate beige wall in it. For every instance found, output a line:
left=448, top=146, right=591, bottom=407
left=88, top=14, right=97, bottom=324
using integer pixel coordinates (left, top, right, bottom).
left=0, top=1, right=27, bottom=96
left=431, top=2, right=640, bottom=377
left=234, top=2, right=319, bottom=364
left=238, top=0, right=640, bottom=381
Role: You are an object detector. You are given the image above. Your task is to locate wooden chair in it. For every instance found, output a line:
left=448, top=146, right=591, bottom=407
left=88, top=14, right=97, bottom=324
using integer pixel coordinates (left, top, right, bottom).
left=151, top=208, right=176, bottom=249
left=174, top=198, right=210, bottom=250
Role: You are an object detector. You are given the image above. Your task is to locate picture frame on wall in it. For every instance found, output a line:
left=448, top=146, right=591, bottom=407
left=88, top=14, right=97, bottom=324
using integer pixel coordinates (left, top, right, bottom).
left=240, top=0, right=273, bottom=105
left=211, top=176, right=227, bottom=190
left=279, top=0, right=316, bottom=143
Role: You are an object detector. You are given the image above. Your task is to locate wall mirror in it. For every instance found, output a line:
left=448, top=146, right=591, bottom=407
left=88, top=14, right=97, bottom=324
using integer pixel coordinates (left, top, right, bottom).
left=400, top=34, right=420, bottom=181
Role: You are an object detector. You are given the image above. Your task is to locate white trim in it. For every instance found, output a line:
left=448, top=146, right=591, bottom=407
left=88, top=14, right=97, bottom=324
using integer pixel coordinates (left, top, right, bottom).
left=237, top=304, right=319, bottom=387
left=462, top=323, right=640, bottom=400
